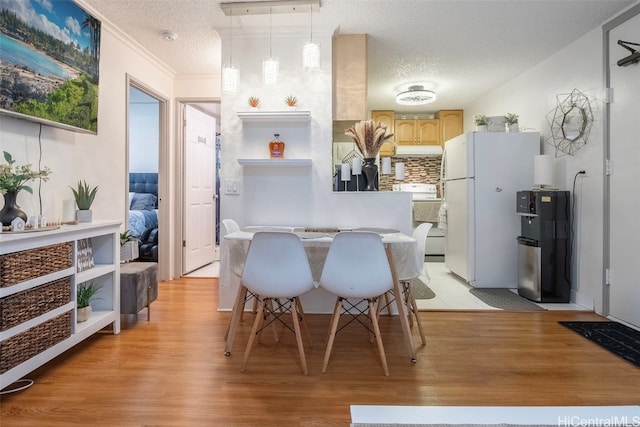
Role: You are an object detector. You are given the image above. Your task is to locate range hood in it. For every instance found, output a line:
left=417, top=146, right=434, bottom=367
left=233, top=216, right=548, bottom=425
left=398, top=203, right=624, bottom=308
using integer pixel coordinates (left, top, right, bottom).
left=394, top=145, right=443, bottom=157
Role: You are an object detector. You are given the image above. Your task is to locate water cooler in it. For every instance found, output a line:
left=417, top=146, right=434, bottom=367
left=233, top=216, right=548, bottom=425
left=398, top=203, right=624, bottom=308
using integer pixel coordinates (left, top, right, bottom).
left=516, top=190, right=571, bottom=303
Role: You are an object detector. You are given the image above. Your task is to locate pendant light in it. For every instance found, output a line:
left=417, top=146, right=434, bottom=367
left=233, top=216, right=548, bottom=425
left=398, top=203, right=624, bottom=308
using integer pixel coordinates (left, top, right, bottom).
left=302, top=4, right=319, bottom=68
left=222, top=9, right=238, bottom=93
left=262, top=7, right=279, bottom=85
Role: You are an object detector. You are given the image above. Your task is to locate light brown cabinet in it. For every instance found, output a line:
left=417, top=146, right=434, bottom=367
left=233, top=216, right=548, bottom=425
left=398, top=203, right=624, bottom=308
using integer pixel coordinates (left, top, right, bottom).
left=372, top=110, right=396, bottom=157
left=436, top=109, right=464, bottom=146
left=395, top=119, right=440, bottom=146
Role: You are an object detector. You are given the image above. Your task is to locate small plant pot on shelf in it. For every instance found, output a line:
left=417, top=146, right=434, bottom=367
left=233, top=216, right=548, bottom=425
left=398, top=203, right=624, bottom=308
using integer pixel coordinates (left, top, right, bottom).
left=507, top=123, right=519, bottom=132
left=76, top=210, right=92, bottom=223
left=476, top=125, right=488, bottom=132
left=77, top=305, right=91, bottom=322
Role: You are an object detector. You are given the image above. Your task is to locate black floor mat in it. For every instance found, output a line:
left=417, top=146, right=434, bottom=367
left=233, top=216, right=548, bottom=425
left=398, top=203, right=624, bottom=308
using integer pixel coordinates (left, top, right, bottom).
left=559, top=321, right=640, bottom=369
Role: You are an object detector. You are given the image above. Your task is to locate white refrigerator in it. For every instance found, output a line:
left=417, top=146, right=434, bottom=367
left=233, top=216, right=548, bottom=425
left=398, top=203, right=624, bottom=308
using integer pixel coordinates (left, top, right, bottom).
left=443, top=131, right=540, bottom=288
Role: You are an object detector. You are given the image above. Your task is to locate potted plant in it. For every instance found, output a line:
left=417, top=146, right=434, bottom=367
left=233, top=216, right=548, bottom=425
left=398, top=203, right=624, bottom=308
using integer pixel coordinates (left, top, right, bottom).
left=284, top=95, right=298, bottom=109
left=77, top=281, right=101, bottom=322
left=474, top=115, right=488, bottom=132
left=70, top=180, right=98, bottom=223
left=0, top=151, right=51, bottom=226
left=120, top=230, right=139, bottom=263
left=504, top=113, right=519, bottom=132
left=248, top=96, right=260, bottom=109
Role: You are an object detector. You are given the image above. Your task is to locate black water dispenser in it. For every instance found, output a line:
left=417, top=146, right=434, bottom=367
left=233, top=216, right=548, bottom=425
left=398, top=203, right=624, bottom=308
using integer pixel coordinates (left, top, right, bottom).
left=516, top=190, right=571, bottom=303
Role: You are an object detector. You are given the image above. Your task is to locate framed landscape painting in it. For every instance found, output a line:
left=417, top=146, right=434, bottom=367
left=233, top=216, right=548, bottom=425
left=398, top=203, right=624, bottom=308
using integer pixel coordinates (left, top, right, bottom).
left=0, top=0, right=100, bottom=134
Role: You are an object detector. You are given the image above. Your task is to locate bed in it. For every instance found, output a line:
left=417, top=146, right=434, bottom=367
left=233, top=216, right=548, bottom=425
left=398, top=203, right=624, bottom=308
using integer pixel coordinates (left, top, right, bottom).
left=128, top=173, right=159, bottom=261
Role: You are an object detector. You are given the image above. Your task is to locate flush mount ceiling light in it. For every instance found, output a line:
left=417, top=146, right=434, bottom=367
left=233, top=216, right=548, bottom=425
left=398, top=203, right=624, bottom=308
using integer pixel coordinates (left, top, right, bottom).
left=161, top=31, right=177, bottom=42
left=395, top=85, right=436, bottom=106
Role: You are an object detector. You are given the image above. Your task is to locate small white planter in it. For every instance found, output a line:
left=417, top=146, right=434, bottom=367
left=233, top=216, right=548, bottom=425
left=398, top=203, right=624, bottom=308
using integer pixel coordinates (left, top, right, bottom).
left=120, top=240, right=139, bottom=263
left=76, top=210, right=92, bottom=223
left=77, top=305, right=92, bottom=322
left=476, top=125, right=488, bottom=132
left=507, top=123, right=519, bottom=132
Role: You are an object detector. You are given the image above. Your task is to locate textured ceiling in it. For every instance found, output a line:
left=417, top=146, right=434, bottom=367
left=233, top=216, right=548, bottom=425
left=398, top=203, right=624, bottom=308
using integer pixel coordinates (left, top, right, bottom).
left=81, top=0, right=633, bottom=112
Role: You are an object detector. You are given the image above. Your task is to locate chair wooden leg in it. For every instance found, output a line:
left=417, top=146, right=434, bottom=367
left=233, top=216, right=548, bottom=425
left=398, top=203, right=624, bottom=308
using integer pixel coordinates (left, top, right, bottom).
left=383, top=292, right=393, bottom=317
left=368, top=299, right=389, bottom=376
left=290, top=299, right=308, bottom=375
left=408, top=286, right=427, bottom=345
left=401, top=282, right=414, bottom=327
left=240, top=299, right=265, bottom=372
left=225, top=285, right=249, bottom=354
left=295, top=297, right=312, bottom=348
left=322, top=298, right=342, bottom=373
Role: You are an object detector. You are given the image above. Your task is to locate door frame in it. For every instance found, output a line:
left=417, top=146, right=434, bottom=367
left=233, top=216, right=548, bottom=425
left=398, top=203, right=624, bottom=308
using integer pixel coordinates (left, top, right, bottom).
left=602, top=2, right=640, bottom=317
left=125, top=74, right=170, bottom=281
left=175, top=98, right=221, bottom=277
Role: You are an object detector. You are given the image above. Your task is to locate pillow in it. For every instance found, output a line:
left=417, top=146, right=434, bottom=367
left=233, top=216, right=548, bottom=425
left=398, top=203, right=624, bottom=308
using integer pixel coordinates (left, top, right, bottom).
left=130, top=193, right=157, bottom=210
left=129, top=192, right=135, bottom=209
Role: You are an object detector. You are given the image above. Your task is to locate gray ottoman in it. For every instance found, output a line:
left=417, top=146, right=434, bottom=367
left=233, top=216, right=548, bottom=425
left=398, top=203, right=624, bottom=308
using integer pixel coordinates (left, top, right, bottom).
left=120, top=262, right=158, bottom=320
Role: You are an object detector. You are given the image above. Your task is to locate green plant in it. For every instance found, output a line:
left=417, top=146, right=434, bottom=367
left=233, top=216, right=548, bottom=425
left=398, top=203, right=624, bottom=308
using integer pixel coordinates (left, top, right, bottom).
left=77, top=281, right=102, bottom=308
left=70, top=180, right=98, bottom=210
left=1, top=151, right=51, bottom=195
left=120, top=230, right=137, bottom=245
left=504, top=113, right=519, bottom=125
left=474, top=115, right=488, bottom=126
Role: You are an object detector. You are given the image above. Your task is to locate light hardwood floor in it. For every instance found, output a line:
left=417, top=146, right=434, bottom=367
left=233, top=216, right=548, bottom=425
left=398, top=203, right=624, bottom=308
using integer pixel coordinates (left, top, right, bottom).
left=1, top=278, right=639, bottom=426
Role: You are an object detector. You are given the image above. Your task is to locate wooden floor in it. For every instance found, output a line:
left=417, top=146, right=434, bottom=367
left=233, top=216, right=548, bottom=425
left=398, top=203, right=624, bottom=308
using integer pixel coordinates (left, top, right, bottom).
left=2, top=278, right=639, bottom=426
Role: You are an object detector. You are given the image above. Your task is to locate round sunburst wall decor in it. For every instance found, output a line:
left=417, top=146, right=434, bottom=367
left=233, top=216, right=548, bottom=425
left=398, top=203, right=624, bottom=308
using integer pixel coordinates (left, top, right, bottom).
left=546, top=89, right=593, bottom=157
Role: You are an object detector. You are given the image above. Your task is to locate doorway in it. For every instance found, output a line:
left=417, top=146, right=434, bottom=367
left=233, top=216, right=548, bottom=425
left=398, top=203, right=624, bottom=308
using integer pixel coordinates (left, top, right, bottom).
left=178, top=101, right=221, bottom=276
left=126, top=76, right=169, bottom=281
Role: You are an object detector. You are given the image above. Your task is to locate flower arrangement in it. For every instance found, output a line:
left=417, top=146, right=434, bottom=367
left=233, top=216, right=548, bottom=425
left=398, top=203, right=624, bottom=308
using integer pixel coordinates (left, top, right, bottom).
left=344, top=120, right=394, bottom=159
left=1, top=151, right=51, bottom=195
left=248, top=96, right=260, bottom=108
left=504, top=113, right=519, bottom=124
left=474, top=115, right=489, bottom=126
left=284, top=95, right=297, bottom=107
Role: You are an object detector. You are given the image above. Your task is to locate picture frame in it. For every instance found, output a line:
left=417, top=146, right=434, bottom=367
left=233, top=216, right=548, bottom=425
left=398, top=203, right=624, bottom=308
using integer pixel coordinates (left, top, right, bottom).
left=0, top=1, right=101, bottom=134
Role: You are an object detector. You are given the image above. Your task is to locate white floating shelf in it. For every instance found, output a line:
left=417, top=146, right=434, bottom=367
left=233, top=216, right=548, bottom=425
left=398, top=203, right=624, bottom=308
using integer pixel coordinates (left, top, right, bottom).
left=237, top=159, right=313, bottom=166
left=236, top=110, right=311, bottom=124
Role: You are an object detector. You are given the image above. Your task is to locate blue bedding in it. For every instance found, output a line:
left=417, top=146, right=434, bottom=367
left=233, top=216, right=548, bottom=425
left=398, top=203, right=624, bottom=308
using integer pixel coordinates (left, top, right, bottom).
left=129, top=209, right=158, bottom=237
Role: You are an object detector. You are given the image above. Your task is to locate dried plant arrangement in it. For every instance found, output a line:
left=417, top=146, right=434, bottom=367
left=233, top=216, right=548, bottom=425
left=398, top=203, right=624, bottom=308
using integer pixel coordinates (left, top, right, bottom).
left=284, top=95, right=297, bottom=107
left=344, top=120, right=394, bottom=159
left=248, top=96, right=260, bottom=108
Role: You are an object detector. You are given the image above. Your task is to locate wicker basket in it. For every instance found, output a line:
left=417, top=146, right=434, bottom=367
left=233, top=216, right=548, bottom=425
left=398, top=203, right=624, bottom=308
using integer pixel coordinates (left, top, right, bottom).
left=0, top=311, right=71, bottom=374
left=0, top=242, right=73, bottom=287
left=0, top=277, right=71, bottom=331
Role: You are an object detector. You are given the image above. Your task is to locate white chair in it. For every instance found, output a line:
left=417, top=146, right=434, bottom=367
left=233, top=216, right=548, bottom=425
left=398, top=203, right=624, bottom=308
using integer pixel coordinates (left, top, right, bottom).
left=319, top=231, right=394, bottom=376
left=239, top=232, right=315, bottom=375
left=378, top=222, right=433, bottom=345
left=222, top=218, right=240, bottom=235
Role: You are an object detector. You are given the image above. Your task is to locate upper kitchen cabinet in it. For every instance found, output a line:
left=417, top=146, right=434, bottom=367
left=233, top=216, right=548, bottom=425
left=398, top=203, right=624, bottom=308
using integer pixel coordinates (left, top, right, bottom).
left=372, top=110, right=396, bottom=157
left=436, top=110, right=464, bottom=146
left=395, top=118, right=440, bottom=146
left=333, top=34, right=368, bottom=121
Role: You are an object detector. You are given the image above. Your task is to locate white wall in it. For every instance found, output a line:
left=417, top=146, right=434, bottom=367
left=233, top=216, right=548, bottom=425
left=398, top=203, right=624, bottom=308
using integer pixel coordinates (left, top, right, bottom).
left=0, top=6, right=176, bottom=276
left=464, top=25, right=612, bottom=310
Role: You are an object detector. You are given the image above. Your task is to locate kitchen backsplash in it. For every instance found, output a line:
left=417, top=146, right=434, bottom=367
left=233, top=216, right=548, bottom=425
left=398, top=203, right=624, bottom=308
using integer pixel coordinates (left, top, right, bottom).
left=379, top=156, right=442, bottom=192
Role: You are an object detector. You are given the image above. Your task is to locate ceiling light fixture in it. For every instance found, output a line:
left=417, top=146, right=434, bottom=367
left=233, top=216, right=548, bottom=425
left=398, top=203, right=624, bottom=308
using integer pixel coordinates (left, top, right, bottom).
left=262, top=7, right=278, bottom=85
left=302, top=4, right=319, bottom=68
left=161, top=31, right=177, bottom=42
left=222, top=9, right=238, bottom=93
left=395, top=85, right=436, bottom=106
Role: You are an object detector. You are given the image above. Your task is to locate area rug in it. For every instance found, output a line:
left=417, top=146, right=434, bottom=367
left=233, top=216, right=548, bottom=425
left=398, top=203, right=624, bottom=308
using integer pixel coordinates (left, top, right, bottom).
left=411, top=278, right=436, bottom=300
left=559, top=321, right=640, bottom=369
left=469, top=288, right=545, bottom=311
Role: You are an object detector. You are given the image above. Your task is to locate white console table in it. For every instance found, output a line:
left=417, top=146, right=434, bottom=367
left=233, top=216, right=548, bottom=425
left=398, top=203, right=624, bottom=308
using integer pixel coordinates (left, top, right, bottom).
left=0, top=221, right=121, bottom=390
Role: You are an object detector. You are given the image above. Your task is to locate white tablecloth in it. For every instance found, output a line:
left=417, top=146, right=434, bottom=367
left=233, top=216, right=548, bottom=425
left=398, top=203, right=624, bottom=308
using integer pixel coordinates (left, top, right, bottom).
left=219, top=228, right=419, bottom=313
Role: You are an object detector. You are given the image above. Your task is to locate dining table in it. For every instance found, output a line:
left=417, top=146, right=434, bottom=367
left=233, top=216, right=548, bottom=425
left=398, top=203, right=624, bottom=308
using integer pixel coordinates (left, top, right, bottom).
left=220, top=226, right=421, bottom=363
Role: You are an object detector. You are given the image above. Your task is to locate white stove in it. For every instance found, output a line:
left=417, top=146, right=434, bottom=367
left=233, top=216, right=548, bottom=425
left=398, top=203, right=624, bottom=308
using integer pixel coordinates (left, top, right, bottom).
left=393, top=183, right=439, bottom=201
left=393, top=183, right=444, bottom=256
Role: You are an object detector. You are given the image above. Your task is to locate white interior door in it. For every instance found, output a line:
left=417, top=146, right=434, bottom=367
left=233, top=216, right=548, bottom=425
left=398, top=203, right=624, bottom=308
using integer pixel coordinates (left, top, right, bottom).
left=183, top=105, right=217, bottom=274
left=608, top=11, right=639, bottom=328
